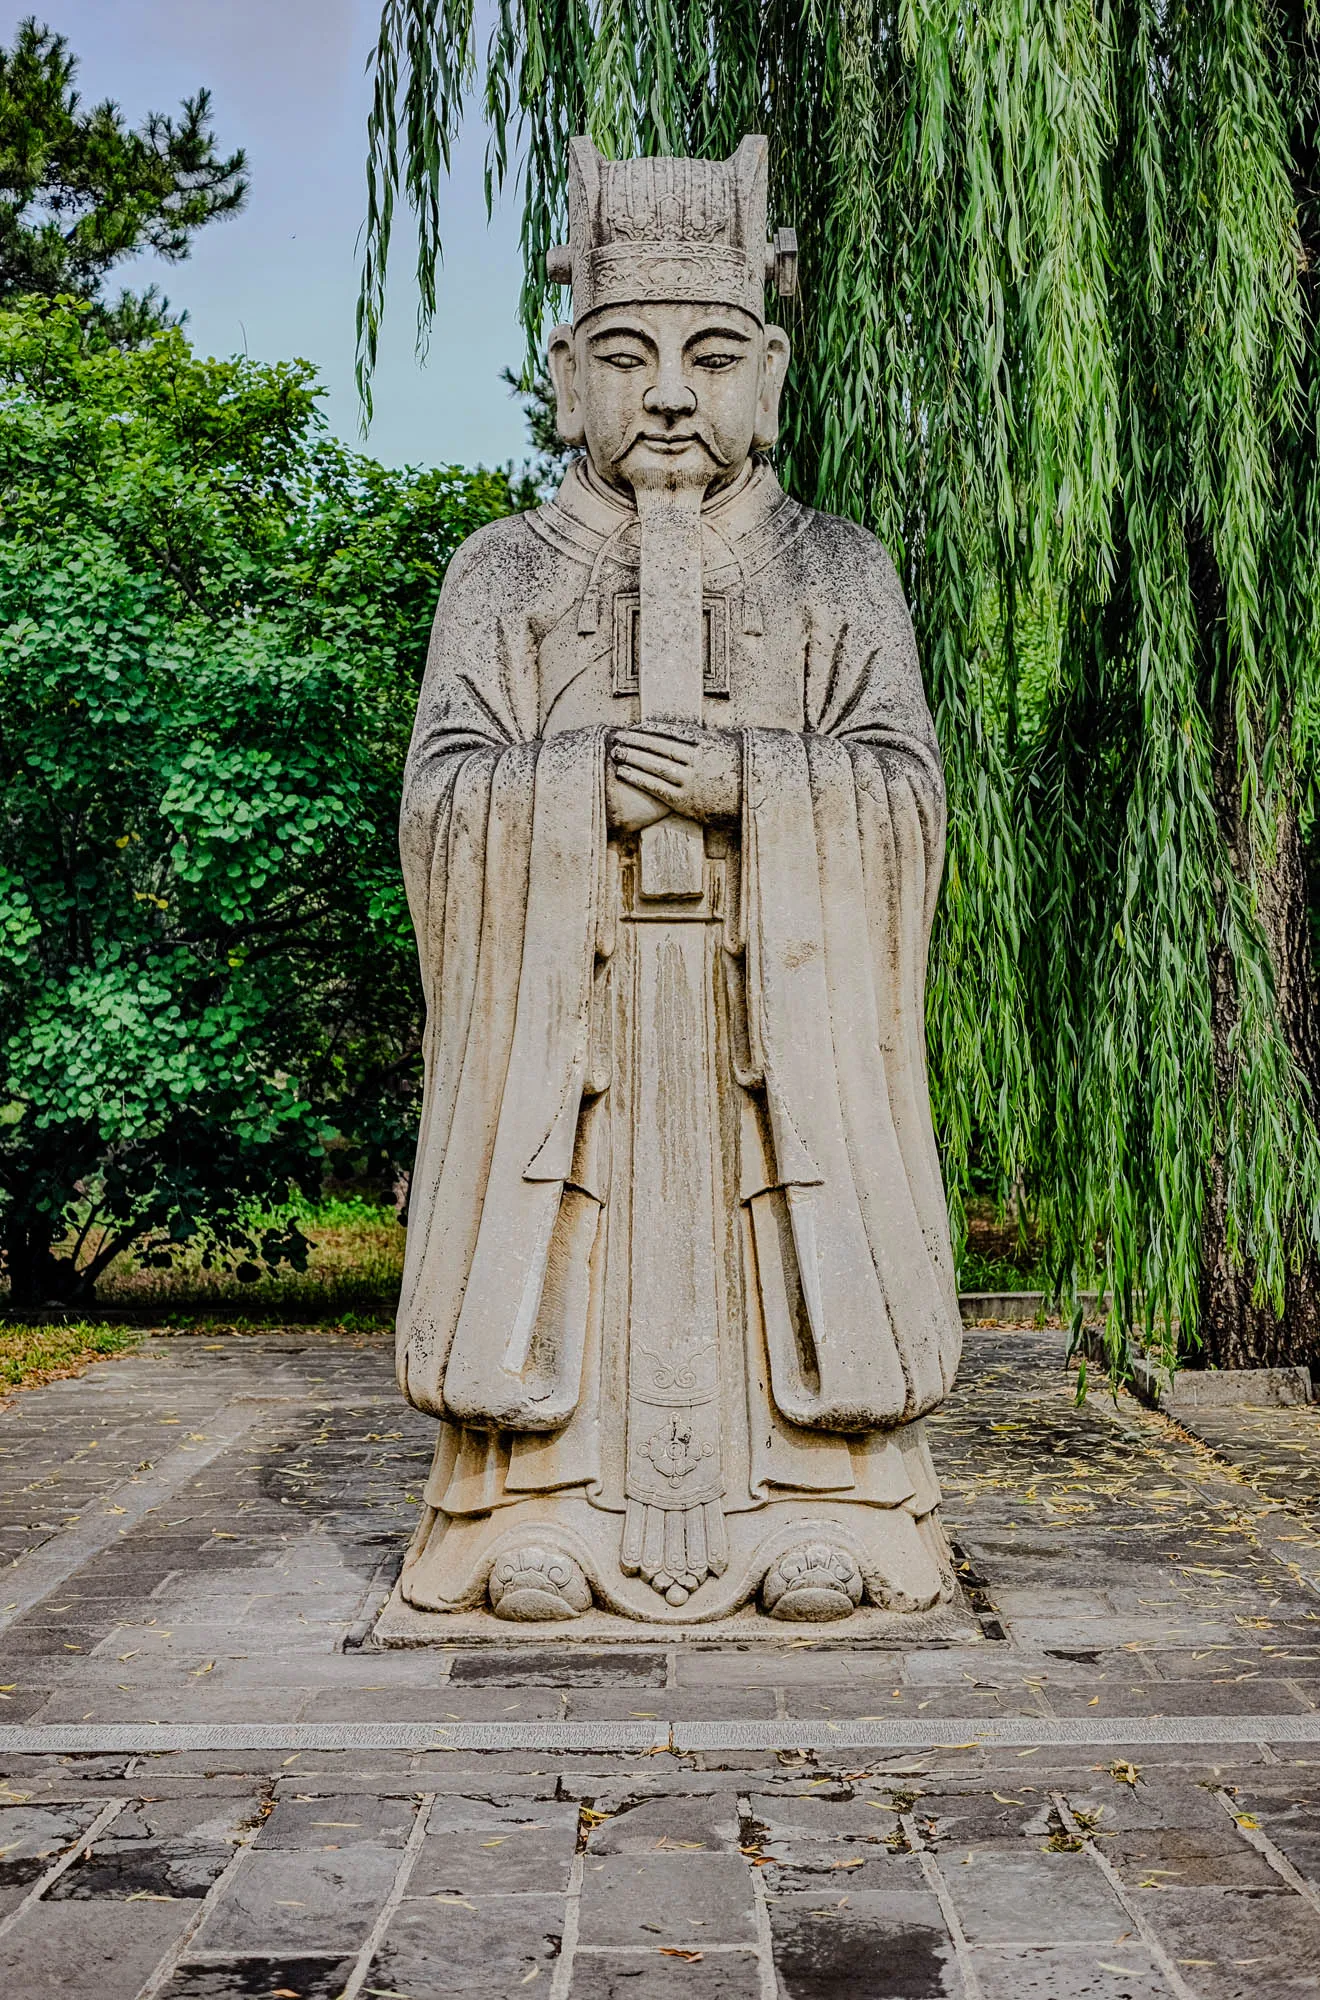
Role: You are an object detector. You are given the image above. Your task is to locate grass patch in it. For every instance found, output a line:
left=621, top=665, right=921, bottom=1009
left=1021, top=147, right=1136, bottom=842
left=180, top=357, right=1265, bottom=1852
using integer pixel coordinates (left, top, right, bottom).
left=83, top=1194, right=405, bottom=1324
left=0, top=1320, right=142, bottom=1396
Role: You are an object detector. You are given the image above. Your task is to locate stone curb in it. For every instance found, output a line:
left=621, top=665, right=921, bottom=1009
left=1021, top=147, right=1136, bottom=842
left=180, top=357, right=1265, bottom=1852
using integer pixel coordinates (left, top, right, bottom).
left=1077, top=1326, right=1314, bottom=1409
left=1128, top=1353, right=1313, bottom=1411
left=2, top=1714, right=1318, bottom=1756
left=963, top=1301, right=1314, bottom=1411
left=958, top=1291, right=1055, bottom=1322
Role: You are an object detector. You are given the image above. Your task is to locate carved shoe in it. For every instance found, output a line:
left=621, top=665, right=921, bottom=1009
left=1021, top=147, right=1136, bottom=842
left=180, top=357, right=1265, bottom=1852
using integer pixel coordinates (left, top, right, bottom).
left=488, top=1546, right=593, bottom=1622
left=761, top=1543, right=863, bottom=1622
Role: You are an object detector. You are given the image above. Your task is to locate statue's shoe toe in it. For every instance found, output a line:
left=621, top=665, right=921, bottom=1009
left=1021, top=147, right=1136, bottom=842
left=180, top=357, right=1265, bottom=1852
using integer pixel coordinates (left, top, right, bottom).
left=761, top=1543, right=863, bottom=1622
left=489, top=1545, right=592, bottom=1621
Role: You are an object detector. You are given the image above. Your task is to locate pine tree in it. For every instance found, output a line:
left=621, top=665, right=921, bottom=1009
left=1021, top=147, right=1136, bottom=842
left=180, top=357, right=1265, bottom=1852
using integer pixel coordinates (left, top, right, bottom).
left=0, top=16, right=247, bottom=336
left=357, top=0, right=1320, bottom=1374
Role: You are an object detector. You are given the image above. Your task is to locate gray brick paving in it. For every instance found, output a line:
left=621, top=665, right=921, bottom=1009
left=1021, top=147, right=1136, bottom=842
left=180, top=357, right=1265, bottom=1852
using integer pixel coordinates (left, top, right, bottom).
left=0, top=1324, right=1318, bottom=1992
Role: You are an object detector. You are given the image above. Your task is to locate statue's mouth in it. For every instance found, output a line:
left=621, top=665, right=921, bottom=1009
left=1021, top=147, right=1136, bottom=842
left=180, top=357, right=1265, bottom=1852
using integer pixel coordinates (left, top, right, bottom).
left=633, top=432, right=703, bottom=451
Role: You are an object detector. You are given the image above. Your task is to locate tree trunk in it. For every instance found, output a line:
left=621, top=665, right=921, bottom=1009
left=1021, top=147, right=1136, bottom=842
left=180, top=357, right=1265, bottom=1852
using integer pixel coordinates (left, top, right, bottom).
left=3, top=1212, right=94, bottom=1309
left=1197, top=603, right=1320, bottom=1369
left=1193, top=5, right=1320, bottom=1371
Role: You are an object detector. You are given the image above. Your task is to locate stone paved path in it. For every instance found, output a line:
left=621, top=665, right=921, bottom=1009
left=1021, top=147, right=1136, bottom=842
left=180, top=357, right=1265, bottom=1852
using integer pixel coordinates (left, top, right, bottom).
left=1, top=1324, right=1319, bottom=1996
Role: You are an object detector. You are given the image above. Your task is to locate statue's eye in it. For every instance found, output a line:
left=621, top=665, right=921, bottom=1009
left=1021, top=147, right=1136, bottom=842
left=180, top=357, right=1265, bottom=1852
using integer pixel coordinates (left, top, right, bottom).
left=600, top=351, right=644, bottom=369
left=695, top=353, right=739, bottom=371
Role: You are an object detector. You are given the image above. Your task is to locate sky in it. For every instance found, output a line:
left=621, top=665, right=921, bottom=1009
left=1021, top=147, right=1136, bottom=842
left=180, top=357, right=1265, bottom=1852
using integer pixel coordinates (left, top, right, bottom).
left=10, top=0, right=531, bottom=466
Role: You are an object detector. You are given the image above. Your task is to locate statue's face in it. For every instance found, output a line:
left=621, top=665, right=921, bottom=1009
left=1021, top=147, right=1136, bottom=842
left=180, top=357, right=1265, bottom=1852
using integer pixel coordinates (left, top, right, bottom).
left=548, top=301, right=790, bottom=496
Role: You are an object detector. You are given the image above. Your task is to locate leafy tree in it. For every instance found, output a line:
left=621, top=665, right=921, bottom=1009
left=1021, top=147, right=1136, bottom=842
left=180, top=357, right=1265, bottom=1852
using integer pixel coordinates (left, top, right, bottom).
left=0, top=16, right=247, bottom=336
left=359, top=0, right=1320, bottom=1373
left=0, top=298, right=522, bottom=1305
left=501, top=361, right=576, bottom=483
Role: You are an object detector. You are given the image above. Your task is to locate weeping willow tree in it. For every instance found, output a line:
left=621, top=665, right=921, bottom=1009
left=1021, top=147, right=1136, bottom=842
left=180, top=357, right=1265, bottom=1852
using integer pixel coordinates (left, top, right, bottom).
left=359, top=0, right=1320, bottom=1372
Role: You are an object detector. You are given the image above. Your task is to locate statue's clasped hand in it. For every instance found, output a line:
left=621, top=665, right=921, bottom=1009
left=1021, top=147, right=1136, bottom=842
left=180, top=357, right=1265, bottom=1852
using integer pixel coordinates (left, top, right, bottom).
left=608, top=724, right=742, bottom=829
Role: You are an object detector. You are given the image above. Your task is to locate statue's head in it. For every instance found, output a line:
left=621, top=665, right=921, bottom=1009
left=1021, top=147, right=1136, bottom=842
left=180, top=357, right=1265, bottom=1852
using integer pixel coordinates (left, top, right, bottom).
left=545, top=137, right=796, bottom=498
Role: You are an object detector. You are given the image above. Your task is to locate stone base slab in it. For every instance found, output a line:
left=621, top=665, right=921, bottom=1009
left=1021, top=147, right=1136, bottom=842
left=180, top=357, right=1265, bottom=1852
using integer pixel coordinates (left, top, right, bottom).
left=368, top=1580, right=983, bottom=1649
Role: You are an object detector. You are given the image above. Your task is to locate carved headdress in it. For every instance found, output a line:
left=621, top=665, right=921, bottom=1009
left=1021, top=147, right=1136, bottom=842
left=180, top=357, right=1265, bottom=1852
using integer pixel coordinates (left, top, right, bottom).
left=546, top=135, right=797, bottom=322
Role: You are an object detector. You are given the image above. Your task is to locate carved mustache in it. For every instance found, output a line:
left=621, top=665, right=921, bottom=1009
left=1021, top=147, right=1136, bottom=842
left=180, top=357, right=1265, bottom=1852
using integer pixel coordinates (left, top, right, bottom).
left=610, top=420, right=731, bottom=468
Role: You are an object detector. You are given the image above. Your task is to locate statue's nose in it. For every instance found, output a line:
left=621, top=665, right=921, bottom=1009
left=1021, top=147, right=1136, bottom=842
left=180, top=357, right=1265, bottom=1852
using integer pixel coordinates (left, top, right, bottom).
left=643, top=370, right=697, bottom=418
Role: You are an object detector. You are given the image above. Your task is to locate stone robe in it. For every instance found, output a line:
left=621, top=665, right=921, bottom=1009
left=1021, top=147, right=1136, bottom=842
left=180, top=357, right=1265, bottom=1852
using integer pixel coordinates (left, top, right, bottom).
left=396, top=457, right=962, bottom=1622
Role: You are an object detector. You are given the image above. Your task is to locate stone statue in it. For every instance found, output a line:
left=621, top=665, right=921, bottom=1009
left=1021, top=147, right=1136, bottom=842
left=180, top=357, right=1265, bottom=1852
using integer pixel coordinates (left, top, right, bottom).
left=394, top=135, right=962, bottom=1627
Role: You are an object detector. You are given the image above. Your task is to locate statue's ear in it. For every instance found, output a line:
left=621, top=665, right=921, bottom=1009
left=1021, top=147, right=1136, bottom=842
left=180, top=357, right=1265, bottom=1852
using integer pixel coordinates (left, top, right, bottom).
left=752, top=325, right=790, bottom=452
left=547, top=324, right=585, bottom=447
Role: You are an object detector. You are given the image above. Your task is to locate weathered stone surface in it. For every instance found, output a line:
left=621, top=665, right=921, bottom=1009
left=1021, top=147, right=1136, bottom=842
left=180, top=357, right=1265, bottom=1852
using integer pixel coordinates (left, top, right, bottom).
left=760, top=1845, right=928, bottom=1895
left=0, top=1900, right=191, bottom=1999
left=424, top=1797, right=581, bottom=1834
left=254, top=1791, right=418, bottom=1849
left=768, top=1892, right=958, bottom=1999
left=566, top=1685, right=777, bottom=1720
left=395, top=134, right=960, bottom=1634
left=160, top=1958, right=356, bottom=1998
left=972, top=1947, right=1172, bottom=1999
left=569, top=1954, right=763, bottom=1999
left=577, top=1853, right=757, bottom=1945
left=49, top=1840, right=231, bottom=1901
left=1058, top=1780, right=1240, bottom=1835
left=46, top=1796, right=249, bottom=1902
left=1263, top=1827, right=1320, bottom=1882
left=449, top=1646, right=667, bottom=1686
left=1135, top=1885, right=1320, bottom=1996
left=586, top=1792, right=741, bottom=1853
left=939, top=1842, right=1131, bottom=1946
left=745, top=1792, right=907, bottom=1842
left=412, top=1818, right=578, bottom=1895
left=1103, top=1825, right=1281, bottom=1889
left=367, top=1893, right=565, bottom=1998
left=188, top=1844, right=400, bottom=1954
left=780, top=1680, right=1047, bottom=1721
left=911, top=1790, right=1053, bottom=1845
left=0, top=1801, right=101, bottom=1872
left=308, top=1683, right=567, bottom=1722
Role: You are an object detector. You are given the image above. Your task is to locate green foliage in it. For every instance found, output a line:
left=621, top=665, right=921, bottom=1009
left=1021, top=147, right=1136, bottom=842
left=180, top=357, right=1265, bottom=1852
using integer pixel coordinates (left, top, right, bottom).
left=360, top=0, right=1320, bottom=1365
left=500, top=361, right=577, bottom=485
left=0, top=297, right=522, bottom=1303
left=0, top=16, right=247, bottom=337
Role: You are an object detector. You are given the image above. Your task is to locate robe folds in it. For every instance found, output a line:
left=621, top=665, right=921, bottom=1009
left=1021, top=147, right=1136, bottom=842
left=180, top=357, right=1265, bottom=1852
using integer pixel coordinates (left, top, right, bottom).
left=396, top=458, right=962, bottom=1583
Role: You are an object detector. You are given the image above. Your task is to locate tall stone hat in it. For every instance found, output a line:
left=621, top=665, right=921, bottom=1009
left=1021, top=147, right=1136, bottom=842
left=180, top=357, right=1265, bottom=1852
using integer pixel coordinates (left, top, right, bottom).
left=545, top=135, right=798, bottom=322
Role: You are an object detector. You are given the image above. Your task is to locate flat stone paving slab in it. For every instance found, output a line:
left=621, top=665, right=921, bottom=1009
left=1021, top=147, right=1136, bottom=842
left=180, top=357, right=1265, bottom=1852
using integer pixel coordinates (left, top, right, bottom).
left=0, top=1323, right=1319, bottom=1992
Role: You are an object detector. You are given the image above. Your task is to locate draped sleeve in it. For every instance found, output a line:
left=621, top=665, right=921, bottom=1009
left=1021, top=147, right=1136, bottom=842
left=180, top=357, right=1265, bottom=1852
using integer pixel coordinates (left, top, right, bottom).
left=396, top=520, right=607, bottom=1423
left=739, top=521, right=961, bottom=1429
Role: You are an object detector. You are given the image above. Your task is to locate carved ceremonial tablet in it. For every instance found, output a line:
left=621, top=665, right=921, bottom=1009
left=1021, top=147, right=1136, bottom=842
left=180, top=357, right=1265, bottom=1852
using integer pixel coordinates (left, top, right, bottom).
left=394, top=135, right=963, bottom=1627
